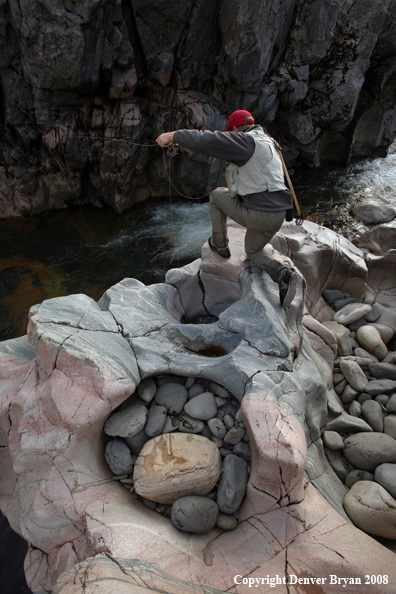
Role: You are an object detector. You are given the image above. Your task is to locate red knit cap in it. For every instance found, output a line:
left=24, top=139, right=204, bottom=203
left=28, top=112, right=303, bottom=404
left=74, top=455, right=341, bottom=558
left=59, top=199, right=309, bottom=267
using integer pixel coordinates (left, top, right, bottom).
left=226, top=109, right=255, bottom=131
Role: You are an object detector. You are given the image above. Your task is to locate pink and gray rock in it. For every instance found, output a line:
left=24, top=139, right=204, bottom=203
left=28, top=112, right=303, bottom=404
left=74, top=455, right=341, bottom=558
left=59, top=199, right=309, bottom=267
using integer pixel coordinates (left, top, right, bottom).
left=1, top=222, right=396, bottom=593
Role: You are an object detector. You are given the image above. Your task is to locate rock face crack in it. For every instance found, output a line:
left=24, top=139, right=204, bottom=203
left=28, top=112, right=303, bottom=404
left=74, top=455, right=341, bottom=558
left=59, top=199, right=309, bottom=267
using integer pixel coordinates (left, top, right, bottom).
left=198, top=270, right=213, bottom=317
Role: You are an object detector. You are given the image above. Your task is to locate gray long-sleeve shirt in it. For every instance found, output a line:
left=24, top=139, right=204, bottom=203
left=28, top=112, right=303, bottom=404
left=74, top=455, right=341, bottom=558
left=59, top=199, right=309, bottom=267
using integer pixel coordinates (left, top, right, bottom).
left=173, top=126, right=292, bottom=212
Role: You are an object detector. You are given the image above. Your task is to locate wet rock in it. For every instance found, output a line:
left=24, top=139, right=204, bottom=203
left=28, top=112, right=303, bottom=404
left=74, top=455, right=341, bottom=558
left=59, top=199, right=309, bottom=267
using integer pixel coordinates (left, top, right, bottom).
left=356, top=325, right=387, bottom=360
left=200, top=424, right=213, bottom=440
left=352, top=204, right=396, bottom=225
left=366, top=379, right=396, bottom=396
left=339, top=360, right=368, bottom=392
left=335, top=379, right=347, bottom=395
left=171, top=496, right=219, bottom=533
left=208, top=418, right=227, bottom=439
left=386, top=394, right=396, bottom=413
left=384, top=415, right=396, bottom=439
left=341, top=384, right=359, bottom=404
left=188, top=383, right=205, bottom=399
left=325, top=447, right=353, bottom=480
left=364, top=307, right=381, bottom=323
left=232, top=441, right=251, bottom=462
left=333, top=373, right=345, bottom=385
left=184, top=377, right=195, bottom=389
left=323, top=431, right=344, bottom=450
left=124, top=429, right=151, bottom=454
left=142, top=498, right=157, bottom=510
left=343, top=432, right=396, bottom=471
left=333, top=303, right=372, bottom=326
left=357, top=393, right=372, bottom=405
left=216, top=454, right=249, bottom=514
left=219, top=403, right=238, bottom=417
left=133, top=434, right=221, bottom=504
left=333, top=297, right=357, bottom=311
left=162, top=415, right=180, bottom=433
left=348, top=318, right=367, bottom=333
left=215, top=513, right=238, bottom=531
left=104, top=405, right=148, bottom=438
left=178, top=413, right=204, bottom=434
left=155, top=382, right=188, bottom=414
left=372, top=323, right=394, bottom=345
left=105, top=439, right=136, bottom=475
left=223, top=414, right=235, bottom=428
left=345, top=470, right=373, bottom=489
left=343, top=480, right=396, bottom=539
left=210, top=383, right=230, bottom=399
left=224, top=426, right=245, bottom=445
left=212, top=436, right=223, bottom=448
left=323, top=289, right=345, bottom=305
left=145, top=404, right=167, bottom=438
left=349, top=400, right=362, bottom=417
left=375, top=394, right=390, bottom=407
left=369, top=362, right=396, bottom=381
left=322, top=413, right=373, bottom=434
left=157, top=375, right=185, bottom=386
left=361, top=400, right=384, bottom=432
left=184, top=392, right=217, bottom=420
left=322, top=321, right=352, bottom=356
left=137, top=378, right=157, bottom=403
left=354, top=347, right=378, bottom=362
left=374, top=463, right=396, bottom=499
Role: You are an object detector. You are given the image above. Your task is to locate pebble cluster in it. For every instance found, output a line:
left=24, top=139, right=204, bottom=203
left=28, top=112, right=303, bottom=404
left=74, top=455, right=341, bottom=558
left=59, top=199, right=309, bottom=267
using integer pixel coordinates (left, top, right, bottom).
left=321, top=289, right=396, bottom=538
left=104, top=374, right=250, bottom=534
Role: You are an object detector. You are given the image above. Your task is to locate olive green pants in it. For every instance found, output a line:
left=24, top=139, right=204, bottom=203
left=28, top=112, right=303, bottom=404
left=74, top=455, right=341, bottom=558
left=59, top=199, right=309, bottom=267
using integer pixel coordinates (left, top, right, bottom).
left=210, top=188, right=286, bottom=282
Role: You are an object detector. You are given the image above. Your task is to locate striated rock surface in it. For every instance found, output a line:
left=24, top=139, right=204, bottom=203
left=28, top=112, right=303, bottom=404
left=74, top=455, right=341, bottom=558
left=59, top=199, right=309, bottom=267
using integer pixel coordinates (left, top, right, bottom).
left=133, top=433, right=221, bottom=504
left=1, top=1, right=396, bottom=218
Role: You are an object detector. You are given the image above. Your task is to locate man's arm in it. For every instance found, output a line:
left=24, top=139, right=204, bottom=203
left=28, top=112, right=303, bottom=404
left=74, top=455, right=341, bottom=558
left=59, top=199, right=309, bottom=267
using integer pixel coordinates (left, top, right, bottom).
left=156, top=129, right=256, bottom=167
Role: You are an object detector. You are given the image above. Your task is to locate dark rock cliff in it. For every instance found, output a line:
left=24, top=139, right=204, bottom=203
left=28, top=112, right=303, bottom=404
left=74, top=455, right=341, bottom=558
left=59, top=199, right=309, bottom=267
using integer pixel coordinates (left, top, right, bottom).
left=0, top=0, right=395, bottom=218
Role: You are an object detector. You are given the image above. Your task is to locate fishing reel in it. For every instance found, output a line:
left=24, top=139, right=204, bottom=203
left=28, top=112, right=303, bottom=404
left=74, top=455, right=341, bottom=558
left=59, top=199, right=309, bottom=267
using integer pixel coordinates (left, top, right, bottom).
left=166, top=142, right=179, bottom=158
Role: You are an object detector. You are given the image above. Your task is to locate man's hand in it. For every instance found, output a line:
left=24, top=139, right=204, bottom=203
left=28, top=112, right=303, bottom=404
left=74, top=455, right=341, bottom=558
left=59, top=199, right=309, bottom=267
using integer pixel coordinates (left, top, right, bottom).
left=156, top=132, right=175, bottom=147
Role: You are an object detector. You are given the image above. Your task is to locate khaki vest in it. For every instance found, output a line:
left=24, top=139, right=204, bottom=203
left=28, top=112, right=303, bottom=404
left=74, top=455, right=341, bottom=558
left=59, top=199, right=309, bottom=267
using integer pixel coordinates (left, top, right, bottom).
left=226, top=128, right=287, bottom=197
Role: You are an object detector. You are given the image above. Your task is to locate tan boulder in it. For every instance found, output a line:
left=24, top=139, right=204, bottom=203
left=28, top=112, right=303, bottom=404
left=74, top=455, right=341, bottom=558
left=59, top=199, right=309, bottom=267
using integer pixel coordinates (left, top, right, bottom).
left=133, top=433, right=221, bottom=504
left=343, top=480, right=396, bottom=539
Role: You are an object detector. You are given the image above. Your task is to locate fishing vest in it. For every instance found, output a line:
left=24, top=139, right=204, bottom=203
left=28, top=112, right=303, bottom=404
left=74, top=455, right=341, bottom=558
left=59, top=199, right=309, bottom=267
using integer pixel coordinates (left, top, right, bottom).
left=226, top=128, right=287, bottom=197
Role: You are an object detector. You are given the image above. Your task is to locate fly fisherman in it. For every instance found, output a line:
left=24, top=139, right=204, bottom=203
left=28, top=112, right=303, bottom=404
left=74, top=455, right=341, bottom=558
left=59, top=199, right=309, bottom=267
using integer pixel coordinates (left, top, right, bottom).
left=156, top=109, right=297, bottom=307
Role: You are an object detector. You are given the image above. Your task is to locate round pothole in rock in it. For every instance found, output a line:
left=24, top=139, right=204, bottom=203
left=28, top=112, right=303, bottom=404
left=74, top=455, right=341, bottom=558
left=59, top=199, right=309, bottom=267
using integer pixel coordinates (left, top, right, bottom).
left=104, top=374, right=251, bottom=534
left=184, top=345, right=229, bottom=357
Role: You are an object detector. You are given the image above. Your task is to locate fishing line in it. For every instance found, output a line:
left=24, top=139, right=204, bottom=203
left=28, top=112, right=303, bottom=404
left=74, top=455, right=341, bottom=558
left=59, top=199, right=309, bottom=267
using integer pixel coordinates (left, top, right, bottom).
left=54, top=132, right=214, bottom=256
left=163, top=151, right=180, bottom=268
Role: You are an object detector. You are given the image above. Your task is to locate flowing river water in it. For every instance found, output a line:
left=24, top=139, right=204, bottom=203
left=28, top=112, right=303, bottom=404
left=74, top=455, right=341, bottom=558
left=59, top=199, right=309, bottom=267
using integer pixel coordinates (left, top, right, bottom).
left=1, top=148, right=396, bottom=592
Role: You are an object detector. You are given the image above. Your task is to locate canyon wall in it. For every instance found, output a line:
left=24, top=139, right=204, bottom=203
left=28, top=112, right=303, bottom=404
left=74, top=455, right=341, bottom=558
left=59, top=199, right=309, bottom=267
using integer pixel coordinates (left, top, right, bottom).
left=0, top=0, right=396, bottom=218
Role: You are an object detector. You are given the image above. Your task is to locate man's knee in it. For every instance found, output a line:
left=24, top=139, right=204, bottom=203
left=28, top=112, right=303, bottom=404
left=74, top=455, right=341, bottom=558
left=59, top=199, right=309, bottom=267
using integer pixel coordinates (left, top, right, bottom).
left=210, top=187, right=228, bottom=205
